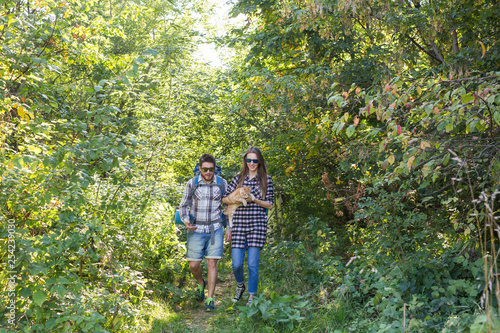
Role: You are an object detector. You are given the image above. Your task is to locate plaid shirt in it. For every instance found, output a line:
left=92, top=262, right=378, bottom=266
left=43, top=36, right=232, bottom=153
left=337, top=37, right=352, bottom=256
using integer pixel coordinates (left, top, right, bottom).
left=179, top=175, right=228, bottom=234
left=225, top=174, right=274, bottom=248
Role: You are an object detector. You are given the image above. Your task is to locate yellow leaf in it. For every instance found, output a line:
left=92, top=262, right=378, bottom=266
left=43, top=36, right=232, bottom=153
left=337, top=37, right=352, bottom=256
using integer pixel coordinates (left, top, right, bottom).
left=417, top=87, right=422, bottom=96
left=17, top=105, right=26, bottom=119
left=407, top=156, right=415, bottom=171
left=432, top=106, right=440, bottom=114
left=477, top=41, right=486, bottom=58
left=388, top=155, right=395, bottom=165
left=420, top=141, right=431, bottom=150
left=344, top=112, right=349, bottom=122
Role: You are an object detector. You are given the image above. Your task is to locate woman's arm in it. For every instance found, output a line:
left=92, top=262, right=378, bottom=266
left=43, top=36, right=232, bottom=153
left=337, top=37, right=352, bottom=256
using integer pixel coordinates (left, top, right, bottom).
left=255, top=175, right=274, bottom=210
left=254, top=198, right=273, bottom=210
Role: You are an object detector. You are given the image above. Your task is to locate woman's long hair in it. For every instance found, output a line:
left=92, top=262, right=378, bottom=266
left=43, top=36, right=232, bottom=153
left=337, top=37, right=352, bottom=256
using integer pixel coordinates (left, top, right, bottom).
left=237, top=147, right=268, bottom=198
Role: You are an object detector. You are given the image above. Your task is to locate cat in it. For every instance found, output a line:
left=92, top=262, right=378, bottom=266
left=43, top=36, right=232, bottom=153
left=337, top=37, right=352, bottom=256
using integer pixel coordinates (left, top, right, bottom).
left=224, top=187, right=254, bottom=228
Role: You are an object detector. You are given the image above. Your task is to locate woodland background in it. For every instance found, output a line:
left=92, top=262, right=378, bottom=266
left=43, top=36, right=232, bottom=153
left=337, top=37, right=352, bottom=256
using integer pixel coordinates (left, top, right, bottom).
left=0, top=0, right=499, bottom=332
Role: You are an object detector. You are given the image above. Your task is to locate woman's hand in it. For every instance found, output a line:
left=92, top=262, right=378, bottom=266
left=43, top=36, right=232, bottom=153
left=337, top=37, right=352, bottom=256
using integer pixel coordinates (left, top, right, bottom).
left=225, top=229, right=232, bottom=243
left=250, top=188, right=261, bottom=201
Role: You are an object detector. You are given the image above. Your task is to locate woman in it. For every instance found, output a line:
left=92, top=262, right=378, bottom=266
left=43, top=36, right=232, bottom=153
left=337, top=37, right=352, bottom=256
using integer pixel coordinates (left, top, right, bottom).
left=223, top=147, right=274, bottom=306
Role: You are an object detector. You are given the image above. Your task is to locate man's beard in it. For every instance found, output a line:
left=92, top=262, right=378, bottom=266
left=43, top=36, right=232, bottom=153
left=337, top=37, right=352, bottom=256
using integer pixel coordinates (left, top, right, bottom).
left=202, top=174, right=213, bottom=182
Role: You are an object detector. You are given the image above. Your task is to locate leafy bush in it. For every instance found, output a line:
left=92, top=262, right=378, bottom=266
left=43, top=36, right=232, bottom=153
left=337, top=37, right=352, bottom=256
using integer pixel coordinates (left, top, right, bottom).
left=333, top=245, right=483, bottom=332
left=237, top=293, right=311, bottom=330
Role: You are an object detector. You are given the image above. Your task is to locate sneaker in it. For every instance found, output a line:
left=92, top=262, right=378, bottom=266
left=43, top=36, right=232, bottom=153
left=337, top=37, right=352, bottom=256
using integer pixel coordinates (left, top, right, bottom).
left=233, top=284, right=246, bottom=302
left=196, top=280, right=206, bottom=302
left=205, top=297, right=215, bottom=311
left=246, top=296, right=254, bottom=307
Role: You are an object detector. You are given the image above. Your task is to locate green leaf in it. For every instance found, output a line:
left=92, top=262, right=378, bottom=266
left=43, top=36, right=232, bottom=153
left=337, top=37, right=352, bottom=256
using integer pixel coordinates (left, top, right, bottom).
left=13, top=156, right=24, bottom=168
left=447, top=285, right=457, bottom=295
left=134, top=57, right=145, bottom=64
left=51, top=284, right=67, bottom=297
left=461, top=92, right=474, bottom=104
left=476, top=120, right=486, bottom=132
left=94, top=85, right=102, bottom=92
left=346, top=125, right=355, bottom=137
left=442, top=153, right=450, bottom=166
left=46, top=277, right=57, bottom=285
left=142, top=48, right=159, bottom=56
left=33, top=290, right=47, bottom=306
left=494, top=111, right=500, bottom=126
left=58, top=277, right=70, bottom=285
left=19, top=287, right=32, bottom=298
left=336, top=122, right=345, bottom=135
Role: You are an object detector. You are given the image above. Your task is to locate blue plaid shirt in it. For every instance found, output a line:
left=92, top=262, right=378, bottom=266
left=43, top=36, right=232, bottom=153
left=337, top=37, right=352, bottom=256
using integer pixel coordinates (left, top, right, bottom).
left=179, top=175, right=228, bottom=233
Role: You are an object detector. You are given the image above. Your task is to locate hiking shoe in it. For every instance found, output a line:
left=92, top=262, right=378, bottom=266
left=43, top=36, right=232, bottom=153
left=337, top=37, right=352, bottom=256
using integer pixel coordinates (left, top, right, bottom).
left=205, top=297, right=215, bottom=311
left=233, top=284, right=246, bottom=302
left=196, top=280, right=206, bottom=302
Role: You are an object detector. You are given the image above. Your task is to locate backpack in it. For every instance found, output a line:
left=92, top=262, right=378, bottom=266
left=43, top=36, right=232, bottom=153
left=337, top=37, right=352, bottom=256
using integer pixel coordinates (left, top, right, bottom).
left=174, top=163, right=227, bottom=227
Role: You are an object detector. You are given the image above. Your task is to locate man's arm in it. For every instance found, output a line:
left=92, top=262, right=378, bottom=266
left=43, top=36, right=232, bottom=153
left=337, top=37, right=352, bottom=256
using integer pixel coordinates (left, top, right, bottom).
left=179, top=179, right=197, bottom=230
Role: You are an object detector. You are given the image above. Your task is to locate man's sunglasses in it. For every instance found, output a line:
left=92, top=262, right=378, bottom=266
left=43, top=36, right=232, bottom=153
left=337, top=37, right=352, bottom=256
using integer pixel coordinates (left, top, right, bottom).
left=201, top=167, right=214, bottom=172
left=245, top=158, right=258, bottom=164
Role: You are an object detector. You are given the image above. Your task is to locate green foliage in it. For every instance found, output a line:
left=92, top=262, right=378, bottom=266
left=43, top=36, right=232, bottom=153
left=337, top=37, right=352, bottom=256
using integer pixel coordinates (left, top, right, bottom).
left=0, top=0, right=219, bottom=331
left=334, top=245, right=483, bottom=332
left=237, top=293, right=310, bottom=330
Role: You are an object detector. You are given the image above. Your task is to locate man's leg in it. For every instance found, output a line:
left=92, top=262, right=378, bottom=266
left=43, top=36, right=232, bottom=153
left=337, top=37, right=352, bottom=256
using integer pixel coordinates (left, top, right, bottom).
left=206, top=258, right=218, bottom=299
left=186, top=231, right=207, bottom=301
left=205, top=227, right=224, bottom=302
left=189, top=260, right=204, bottom=286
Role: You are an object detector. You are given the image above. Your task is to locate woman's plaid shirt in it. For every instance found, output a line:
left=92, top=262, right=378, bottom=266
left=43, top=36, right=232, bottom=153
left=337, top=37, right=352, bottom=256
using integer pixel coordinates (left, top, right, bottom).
left=225, top=174, right=274, bottom=249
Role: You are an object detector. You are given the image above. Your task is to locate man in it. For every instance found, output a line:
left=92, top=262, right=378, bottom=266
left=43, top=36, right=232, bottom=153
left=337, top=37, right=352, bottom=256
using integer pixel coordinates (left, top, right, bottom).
left=179, top=153, right=229, bottom=311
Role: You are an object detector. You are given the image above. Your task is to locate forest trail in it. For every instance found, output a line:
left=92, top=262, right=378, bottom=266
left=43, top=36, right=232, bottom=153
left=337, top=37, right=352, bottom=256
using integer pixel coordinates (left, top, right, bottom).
left=180, top=259, right=237, bottom=331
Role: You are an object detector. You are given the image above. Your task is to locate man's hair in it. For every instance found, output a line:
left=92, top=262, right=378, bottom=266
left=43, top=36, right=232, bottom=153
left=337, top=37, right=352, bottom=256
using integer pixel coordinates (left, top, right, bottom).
left=199, top=153, right=216, bottom=166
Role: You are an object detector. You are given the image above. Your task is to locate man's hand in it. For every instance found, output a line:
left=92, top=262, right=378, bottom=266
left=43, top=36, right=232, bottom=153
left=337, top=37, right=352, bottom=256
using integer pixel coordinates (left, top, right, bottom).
left=225, top=229, right=232, bottom=243
left=185, top=222, right=198, bottom=231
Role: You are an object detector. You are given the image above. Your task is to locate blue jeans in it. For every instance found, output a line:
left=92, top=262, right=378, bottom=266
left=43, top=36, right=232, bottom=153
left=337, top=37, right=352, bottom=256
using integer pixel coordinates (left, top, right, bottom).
left=186, top=227, right=224, bottom=261
left=232, top=242, right=261, bottom=295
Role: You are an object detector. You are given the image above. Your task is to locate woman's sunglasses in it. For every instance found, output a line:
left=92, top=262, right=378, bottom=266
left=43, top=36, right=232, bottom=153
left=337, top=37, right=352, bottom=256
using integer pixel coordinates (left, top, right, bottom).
left=201, top=167, right=214, bottom=172
left=245, top=158, right=258, bottom=164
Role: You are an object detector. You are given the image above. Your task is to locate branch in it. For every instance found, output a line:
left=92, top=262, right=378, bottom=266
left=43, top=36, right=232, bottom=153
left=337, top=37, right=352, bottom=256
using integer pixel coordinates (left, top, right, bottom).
left=429, top=39, right=445, bottom=63
left=404, top=33, right=442, bottom=63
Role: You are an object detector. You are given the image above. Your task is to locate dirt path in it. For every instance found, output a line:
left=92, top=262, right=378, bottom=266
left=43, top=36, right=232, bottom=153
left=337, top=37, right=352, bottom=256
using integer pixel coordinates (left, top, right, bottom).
left=181, top=263, right=235, bottom=331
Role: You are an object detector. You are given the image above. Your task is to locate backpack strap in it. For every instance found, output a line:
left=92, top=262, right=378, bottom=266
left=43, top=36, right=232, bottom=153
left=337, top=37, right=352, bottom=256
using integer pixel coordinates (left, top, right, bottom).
left=190, top=176, right=200, bottom=198
left=215, top=175, right=224, bottom=196
left=190, top=175, right=224, bottom=197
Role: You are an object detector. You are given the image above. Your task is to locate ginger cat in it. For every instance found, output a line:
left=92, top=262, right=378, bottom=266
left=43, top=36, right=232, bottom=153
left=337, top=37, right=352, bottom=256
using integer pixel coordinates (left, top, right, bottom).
left=224, top=187, right=254, bottom=228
